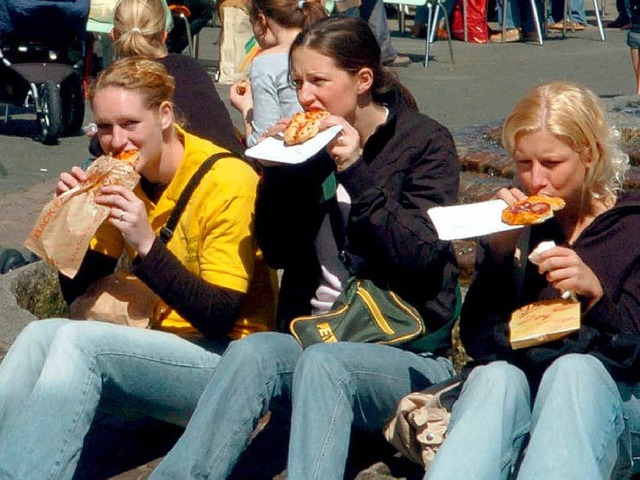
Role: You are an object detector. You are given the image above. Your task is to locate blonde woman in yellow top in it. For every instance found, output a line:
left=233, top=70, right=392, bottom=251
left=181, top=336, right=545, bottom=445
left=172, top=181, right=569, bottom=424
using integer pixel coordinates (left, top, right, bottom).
left=0, top=56, right=275, bottom=479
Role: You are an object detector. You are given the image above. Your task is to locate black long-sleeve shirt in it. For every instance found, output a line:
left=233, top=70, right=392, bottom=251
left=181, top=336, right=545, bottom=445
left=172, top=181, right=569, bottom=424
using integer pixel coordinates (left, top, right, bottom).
left=256, top=89, right=460, bottom=348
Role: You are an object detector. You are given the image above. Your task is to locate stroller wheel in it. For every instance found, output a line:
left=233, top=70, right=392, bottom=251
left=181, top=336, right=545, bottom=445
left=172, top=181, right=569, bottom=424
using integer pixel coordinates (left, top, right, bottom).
left=60, top=72, right=85, bottom=136
left=38, top=81, right=63, bottom=145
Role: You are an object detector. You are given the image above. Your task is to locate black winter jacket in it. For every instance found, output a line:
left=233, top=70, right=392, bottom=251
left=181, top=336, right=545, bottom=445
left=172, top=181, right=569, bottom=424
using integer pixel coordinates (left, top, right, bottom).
left=255, top=90, right=460, bottom=353
left=461, top=191, right=640, bottom=384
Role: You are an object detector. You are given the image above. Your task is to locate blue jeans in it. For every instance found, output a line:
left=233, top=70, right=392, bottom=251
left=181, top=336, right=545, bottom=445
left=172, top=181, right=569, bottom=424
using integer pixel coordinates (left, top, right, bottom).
left=426, top=354, right=639, bottom=479
left=547, top=0, right=587, bottom=25
left=339, top=0, right=397, bottom=63
left=151, top=332, right=455, bottom=479
left=497, top=0, right=543, bottom=31
left=0, top=319, right=228, bottom=480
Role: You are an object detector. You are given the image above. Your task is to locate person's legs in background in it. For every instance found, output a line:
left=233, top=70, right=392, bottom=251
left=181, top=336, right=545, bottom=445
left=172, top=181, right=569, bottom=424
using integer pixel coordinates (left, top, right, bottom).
left=610, top=0, right=631, bottom=27
left=286, top=342, right=455, bottom=480
left=547, top=0, right=587, bottom=30
left=518, top=0, right=544, bottom=39
left=358, top=0, right=411, bottom=65
left=490, top=0, right=524, bottom=41
left=628, top=30, right=640, bottom=94
left=411, top=0, right=455, bottom=40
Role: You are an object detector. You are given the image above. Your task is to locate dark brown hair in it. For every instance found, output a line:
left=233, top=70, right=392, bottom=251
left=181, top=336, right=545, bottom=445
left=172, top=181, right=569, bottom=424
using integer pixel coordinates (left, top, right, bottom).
left=290, top=16, right=417, bottom=110
left=250, top=0, right=326, bottom=30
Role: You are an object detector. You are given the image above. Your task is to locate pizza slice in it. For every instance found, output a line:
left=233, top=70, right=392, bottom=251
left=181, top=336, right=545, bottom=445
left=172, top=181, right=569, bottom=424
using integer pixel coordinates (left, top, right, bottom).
left=283, top=109, right=330, bottom=146
left=501, top=194, right=566, bottom=226
left=114, top=150, right=140, bottom=165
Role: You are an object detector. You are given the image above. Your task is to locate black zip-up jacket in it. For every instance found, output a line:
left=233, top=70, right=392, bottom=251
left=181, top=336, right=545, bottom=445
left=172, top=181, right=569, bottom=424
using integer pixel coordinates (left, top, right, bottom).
left=461, top=190, right=640, bottom=384
left=255, top=90, right=460, bottom=352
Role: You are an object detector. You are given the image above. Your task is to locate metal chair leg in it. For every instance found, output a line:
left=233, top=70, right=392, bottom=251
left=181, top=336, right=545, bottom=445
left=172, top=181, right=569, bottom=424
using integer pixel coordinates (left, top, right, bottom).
left=463, top=0, right=468, bottom=42
left=593, top=0, right=606, bottom=41
left=425, top=3, right=433, bottom=66
left=439, top=2, right=455, bottom=63
left=501, top=0, right=508, bottom=43
left=529, top=0, right=544, bottom=45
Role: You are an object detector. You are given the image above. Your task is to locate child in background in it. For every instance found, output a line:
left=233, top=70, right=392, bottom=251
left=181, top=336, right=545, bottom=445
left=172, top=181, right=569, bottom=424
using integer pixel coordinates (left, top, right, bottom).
left=628, top=0, right=640, bottom=93
left=229, top=0, right=326, bottom=147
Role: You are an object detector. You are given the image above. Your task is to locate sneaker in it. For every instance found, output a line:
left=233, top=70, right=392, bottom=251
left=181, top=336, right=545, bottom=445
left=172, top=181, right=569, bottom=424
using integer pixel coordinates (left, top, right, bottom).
left=384, top=55, right=411, bottom=67
left=548, top=20, right=587, bottom=31
left=489, top=28, right=521, bottom=43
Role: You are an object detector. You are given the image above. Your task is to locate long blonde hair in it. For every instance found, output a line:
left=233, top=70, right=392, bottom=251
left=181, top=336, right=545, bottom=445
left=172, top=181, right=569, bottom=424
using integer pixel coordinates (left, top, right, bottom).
left=502, top=81, right=629, bottom=200
left=112, top=0, right=167, bottom=58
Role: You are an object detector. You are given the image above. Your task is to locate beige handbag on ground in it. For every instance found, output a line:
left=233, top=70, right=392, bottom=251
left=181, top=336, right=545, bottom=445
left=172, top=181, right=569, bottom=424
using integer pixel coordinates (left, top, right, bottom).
left=70, top=271, right=159, bottom=328
left=384, top=376, right=462, bottom=469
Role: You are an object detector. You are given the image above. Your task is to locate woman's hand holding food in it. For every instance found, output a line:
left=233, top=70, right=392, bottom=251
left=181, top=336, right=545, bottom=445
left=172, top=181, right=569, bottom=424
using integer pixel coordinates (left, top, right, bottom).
left=229, top=79, right=252, bottom=116
left=55, top=166, right=88, bottom=197
left=486, top=187, right=528, bottom=261
left=532, top=246, right=604, bottom=310
left=259, top=118, right=289, bottom=143
left=324, top=116, right=361, bottom=171
left=96, top=185, right=155, bottom=258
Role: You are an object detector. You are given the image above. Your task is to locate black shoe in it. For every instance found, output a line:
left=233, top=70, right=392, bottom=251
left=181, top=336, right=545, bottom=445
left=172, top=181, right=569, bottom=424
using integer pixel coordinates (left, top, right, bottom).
left=607, top=18, right=630, bottom=28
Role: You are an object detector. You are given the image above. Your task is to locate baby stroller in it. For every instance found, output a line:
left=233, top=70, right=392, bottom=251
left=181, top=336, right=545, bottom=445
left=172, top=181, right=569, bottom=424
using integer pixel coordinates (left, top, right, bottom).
left=0, top=0, right=91, bottom=145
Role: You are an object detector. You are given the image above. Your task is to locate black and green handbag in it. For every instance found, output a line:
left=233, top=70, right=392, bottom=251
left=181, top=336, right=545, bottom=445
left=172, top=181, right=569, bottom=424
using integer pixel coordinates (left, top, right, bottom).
left=290, top=276, right=457, bottom=351
left=288, top=173, right=458, bottom=352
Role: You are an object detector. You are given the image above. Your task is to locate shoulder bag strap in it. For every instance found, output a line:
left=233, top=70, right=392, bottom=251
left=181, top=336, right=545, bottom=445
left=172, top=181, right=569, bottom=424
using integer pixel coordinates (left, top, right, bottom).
left=159, top=152, right=239, bottom=244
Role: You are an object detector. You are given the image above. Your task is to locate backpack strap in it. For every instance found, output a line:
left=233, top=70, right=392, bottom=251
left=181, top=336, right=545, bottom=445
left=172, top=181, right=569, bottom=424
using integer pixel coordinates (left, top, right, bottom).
left=159, top=152, right=239, bottom=244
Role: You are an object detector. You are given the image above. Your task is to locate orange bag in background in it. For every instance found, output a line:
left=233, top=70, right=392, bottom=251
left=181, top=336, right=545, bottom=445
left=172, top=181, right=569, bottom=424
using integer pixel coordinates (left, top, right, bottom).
left=451, top=0, right=489, bottom=43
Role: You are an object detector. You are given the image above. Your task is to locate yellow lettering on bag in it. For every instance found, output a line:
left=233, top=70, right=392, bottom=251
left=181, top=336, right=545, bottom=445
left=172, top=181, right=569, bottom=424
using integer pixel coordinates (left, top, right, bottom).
left=317, top=322, right=338, bottom=343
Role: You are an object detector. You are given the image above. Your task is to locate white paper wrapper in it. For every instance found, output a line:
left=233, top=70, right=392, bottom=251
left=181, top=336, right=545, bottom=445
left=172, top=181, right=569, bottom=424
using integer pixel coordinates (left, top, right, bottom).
left=427, top=199, right=523, bottom=241
left=245, top=125, right=343, bottom=165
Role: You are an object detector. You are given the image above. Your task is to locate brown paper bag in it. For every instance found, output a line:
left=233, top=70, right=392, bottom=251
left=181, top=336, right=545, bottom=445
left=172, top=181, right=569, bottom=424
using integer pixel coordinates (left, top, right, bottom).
left=24, top=155, right=140, bottom=279
left=509, top=299, right=581, bottom=350
left=218, top=0, right=254, bottom=85
left=69, top=271, right=159, bottom=329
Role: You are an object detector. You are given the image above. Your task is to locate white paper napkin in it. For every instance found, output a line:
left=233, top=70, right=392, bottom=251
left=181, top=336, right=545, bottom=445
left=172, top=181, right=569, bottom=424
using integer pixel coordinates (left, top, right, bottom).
left=427, top=199, right=524, bottom=240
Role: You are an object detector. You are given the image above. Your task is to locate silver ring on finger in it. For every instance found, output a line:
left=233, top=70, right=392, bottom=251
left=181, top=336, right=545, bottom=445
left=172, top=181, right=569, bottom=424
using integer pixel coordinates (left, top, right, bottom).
left=119, top=210, right=126, bottom=222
